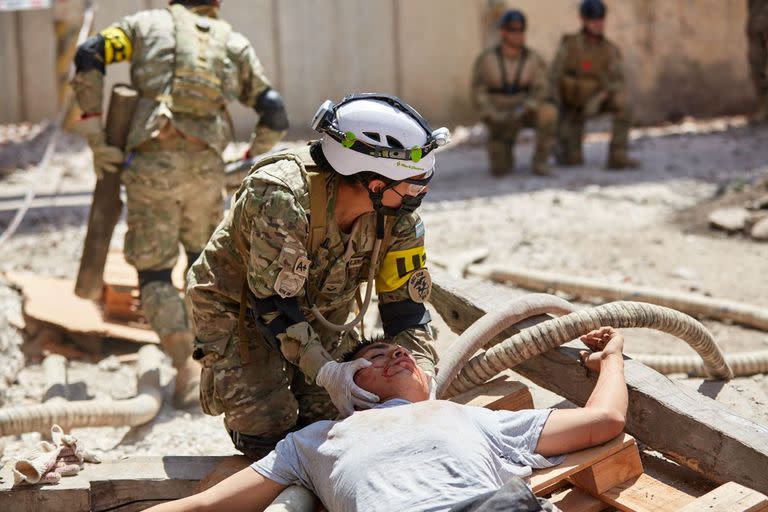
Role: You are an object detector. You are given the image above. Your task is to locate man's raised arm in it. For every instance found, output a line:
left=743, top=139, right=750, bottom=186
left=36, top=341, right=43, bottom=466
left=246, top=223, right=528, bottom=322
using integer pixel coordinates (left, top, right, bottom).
left=535, top=326, right=628, bottom=457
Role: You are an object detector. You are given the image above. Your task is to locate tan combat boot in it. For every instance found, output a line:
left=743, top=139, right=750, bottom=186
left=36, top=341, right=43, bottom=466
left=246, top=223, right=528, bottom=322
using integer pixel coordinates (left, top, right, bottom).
left=161, top=331, right=201, bottom=409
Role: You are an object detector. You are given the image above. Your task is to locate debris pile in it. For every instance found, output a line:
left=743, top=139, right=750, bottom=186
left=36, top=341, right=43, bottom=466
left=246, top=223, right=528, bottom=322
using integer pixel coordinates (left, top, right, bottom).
left=708, top=173, right=768, bottom=240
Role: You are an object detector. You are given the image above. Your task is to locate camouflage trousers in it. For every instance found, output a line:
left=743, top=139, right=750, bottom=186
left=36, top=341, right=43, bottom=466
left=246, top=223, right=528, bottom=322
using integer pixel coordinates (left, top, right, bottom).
left=122, top=143, right=224, bottom=338
left=485, top=103, right=557, bottom=176
left=748, top=8, right=768, bottom=99
left=198, top=314, right=358, bottom=445
left=557, top=92, right=632, bottom=165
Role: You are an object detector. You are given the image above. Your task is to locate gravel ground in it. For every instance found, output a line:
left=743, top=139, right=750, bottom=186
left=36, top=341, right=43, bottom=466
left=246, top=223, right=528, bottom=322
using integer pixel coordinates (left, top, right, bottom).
left=1, top=118, right=767, bottom=471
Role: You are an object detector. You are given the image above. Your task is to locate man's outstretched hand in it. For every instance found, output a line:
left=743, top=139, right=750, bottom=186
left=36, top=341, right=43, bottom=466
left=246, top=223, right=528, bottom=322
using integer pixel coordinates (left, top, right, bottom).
left=579, top=326, right=625, bottom=372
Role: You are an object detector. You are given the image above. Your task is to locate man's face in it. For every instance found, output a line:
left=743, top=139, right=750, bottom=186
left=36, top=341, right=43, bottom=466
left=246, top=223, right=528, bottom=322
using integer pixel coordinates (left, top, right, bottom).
left=582, top=17, right=605, bottom=36
left=353, top=343, right=430, bottom=402
left=499, top=25, right=525, bottom=48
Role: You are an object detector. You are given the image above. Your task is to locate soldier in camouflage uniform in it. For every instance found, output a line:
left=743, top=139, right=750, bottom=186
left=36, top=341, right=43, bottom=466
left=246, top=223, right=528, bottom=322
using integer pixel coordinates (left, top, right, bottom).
left=748, top=0, right=768, bottom=122
left=71, top=0, right=288, bottom=408
left=472, top=9, right=557, bottom=176
left=187, top=94, right=450, bottom=458
left=550, top=0, right=639, bottom=170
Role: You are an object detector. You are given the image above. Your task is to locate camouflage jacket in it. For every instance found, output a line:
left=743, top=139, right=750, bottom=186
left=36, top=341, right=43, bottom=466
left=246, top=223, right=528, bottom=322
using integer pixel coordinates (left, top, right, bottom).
left=472, top=45, right=551, bottom=115
left=187, top=148, right=438, bottom=381
left=72, top=5, right=272, bottom=155
left=550, top=30, right=625, bottom=108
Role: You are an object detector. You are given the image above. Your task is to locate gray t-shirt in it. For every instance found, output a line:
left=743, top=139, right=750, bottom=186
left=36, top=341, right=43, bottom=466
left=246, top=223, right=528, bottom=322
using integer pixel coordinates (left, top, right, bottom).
left=252, top=399, right=564, bottom=512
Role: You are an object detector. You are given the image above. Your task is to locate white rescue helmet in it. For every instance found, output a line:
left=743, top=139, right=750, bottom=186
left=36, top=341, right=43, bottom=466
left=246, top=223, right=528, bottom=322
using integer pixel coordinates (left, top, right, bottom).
left=312, top=94, right=450, bottom=181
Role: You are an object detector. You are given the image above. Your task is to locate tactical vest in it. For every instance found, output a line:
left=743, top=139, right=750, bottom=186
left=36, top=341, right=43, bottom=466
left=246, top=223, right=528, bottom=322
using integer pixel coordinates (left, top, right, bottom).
left=163, top=4, right=232, bottom=117
left=488, top=46, right=529, bottom=97
left=559, top=33, right=613, bottom=107
left=236, top=146, right=393, bottom=361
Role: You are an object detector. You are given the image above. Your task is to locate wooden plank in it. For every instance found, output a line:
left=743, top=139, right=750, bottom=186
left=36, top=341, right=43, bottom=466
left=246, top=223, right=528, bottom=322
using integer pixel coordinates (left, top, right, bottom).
left=0, top=456, right=251, bottom=511
left=451, top=374, right=533, bottom=411
left=678, top=482, right=768, bottom=512
left=600, top=473, right=695, bottom=512
left=4, top=272, right=158, bottom=343
left=531, top=434, right=636, bottom=494
left=429, top=270, right=768, bottom=493
left=548, top=487, right=608, bottom=512
left=570, top=445, right=644, bottom=495
left=0, top=463, right=91, bottom=512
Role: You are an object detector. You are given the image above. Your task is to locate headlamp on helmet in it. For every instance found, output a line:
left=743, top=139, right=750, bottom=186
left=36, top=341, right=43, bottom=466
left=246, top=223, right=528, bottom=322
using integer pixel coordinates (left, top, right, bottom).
left=312, top=93, right=450, bottom=165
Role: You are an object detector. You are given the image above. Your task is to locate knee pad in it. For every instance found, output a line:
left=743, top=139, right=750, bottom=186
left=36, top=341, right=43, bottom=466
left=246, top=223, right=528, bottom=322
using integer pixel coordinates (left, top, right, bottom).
left=254, top=88, right=289, bottom=131
left=138, top=268, right=173, bottom=290
left=74, top=35, right=106, bottom=74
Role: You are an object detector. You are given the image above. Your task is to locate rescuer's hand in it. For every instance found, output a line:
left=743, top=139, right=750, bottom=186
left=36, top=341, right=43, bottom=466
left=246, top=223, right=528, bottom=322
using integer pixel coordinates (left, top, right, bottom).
left=316, top=359, right=380, bottom=417
left=74, top=116, right=124, bottom=178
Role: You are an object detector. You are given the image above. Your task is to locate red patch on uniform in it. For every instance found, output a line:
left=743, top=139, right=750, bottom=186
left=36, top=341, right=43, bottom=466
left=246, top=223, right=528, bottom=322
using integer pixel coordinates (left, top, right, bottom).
left=581, top=60, right=593, bottom=72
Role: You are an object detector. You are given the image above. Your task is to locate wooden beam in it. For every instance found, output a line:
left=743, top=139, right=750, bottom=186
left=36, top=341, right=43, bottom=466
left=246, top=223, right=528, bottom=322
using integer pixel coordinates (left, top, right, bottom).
left=569, top=445, right=644, bottom=495
left=678, top=482, right=768, bottom=512
left=600, top=473, right=695, bottom=512
left=451, top=373, right=533, bottom=411
left=531, top=434, right=636, bottom=494
left=0, top=455, right=248, bottom=512
left=428, top=270, right=768, bottom=493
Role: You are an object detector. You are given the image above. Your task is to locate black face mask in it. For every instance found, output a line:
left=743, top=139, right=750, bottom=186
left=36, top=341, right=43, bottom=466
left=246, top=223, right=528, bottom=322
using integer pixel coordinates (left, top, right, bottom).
left=366, top=185, right=427, bottom=239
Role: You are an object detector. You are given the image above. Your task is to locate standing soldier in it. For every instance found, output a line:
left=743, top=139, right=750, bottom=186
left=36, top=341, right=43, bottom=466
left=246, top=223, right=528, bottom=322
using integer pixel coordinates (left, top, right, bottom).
left=551, top=0, right=639, bottom=169
left=71, top=0, right=288, bottom=408
left=472, top=9, right=557, bottom=176
left=748, top=0, right=768, bottom=122
left=187, top=94, right=450, bottom=458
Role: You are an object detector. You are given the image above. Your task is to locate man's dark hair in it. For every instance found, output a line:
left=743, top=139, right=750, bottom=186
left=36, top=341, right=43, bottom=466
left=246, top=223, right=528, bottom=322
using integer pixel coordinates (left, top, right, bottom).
left=341, top=336, right=393, bottom=362
left=309, top=141, right=386, bottom=188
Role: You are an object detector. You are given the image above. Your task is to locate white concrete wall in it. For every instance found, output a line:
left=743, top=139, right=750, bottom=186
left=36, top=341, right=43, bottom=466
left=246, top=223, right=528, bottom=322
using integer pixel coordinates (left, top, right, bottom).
left=0, top=0, right=755, bottom=135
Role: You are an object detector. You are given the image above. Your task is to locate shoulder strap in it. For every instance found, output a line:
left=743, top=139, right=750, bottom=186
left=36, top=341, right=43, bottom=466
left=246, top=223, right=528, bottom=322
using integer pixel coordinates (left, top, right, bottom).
left=511, top=47, right=528, bottom=90
left=307, top=171, right=329, bottom=255
left=494, top=45, right=509, bottom=89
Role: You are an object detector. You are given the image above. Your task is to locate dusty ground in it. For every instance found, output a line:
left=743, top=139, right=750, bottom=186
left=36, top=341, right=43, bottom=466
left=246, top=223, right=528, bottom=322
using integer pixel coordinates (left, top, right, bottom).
left=1, top=118, right=767, bottom=482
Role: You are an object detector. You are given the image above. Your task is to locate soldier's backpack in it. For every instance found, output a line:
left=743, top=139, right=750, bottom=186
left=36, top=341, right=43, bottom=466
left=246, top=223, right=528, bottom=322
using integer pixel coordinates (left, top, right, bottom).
left=163, top=4, right=232, bottom=117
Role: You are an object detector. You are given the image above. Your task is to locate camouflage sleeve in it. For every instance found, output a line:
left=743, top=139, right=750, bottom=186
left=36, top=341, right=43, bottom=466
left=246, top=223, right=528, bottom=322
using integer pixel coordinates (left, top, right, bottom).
left=71, top=14, right=135, bottom=114
left=236, top=167, right=332, bottom=380
left=606, top=43, right=626, bottom=94
left=471, top=52, right=496, bottom=118
left=228, top=32, right=272, bottom=108
left=237, top=178, right=308, bottom=300
left=549, top=38, right=568, bottom=105
left=376, top=213, right=438, bottom=374
left=526, top=52, right=551, bottom=111
left=72, top=70, right=105, bottom=114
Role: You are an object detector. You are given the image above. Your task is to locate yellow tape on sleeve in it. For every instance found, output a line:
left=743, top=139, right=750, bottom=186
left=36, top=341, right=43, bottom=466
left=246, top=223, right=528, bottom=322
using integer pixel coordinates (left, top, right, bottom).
left=376, top=246, right=427, bottom=293
left=100, top=27, right=132, bottom=64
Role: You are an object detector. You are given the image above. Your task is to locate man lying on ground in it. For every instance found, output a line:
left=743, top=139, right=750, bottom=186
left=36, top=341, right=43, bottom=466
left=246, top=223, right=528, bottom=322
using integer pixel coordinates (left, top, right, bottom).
left=148, top=326, right=628, bottom=512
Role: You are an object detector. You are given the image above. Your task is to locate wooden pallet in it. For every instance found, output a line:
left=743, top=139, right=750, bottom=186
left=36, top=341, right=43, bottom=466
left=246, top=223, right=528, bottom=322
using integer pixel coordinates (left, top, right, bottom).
left=2, top=382, right=766, bottom=512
